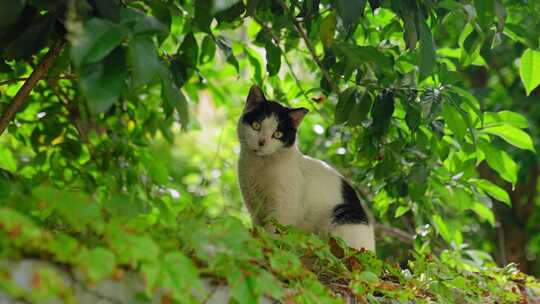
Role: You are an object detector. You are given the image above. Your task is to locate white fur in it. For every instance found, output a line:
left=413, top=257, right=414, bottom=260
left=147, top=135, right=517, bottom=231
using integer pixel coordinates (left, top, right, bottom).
left=238, top=115, right=282, bottom=157
left=237, top=115, right=376, bottom=251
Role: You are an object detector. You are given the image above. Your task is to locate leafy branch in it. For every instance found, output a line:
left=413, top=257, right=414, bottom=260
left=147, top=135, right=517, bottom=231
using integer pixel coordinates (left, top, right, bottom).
left=0, top=40, right=65, bottom=136
left=276, top=0, right=340, bottom=95
left=250, top=13, right=326, bottom=116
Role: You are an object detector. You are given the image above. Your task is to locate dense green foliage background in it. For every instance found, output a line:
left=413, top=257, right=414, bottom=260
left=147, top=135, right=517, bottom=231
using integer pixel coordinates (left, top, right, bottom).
left=1, top=0, right=540, bottom=302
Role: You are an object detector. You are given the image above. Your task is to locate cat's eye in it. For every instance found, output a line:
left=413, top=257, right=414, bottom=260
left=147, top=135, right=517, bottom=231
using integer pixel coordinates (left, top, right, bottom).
left=251, top=122, right=261, bottom=130
left=273, top=131, right=283, bottom=139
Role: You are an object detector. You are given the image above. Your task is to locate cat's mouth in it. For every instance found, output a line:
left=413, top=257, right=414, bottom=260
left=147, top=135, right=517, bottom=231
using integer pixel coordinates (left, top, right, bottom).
left=252, top=149, right=269, bottom=157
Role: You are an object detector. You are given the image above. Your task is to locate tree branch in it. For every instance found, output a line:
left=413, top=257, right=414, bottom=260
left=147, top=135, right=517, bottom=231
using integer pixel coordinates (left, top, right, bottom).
left=0, top=75, right=76, bottom=87
left=374, top=223, right=415, bottom=244
left=275, top=0, right=340, bottom=94
left=0, top=40, right=65, bottom=136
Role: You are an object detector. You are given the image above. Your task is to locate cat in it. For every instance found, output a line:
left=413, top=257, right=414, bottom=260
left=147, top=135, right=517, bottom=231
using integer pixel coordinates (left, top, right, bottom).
left=237, top=85, right=375, bottom=251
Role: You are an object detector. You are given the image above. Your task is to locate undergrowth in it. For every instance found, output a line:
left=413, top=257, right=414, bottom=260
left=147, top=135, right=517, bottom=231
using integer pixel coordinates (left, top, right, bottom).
left=0, top=187, right=538, bottom=304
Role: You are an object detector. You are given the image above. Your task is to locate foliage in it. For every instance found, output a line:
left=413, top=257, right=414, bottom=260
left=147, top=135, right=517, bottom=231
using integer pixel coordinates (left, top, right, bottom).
left=1, top=0, right=540, bottom=302
left=1, top=206, right=538, bottom=303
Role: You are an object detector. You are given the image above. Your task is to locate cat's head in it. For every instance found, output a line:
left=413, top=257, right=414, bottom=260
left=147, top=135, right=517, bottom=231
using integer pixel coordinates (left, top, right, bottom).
left=237, top=85, right=308, bottom=157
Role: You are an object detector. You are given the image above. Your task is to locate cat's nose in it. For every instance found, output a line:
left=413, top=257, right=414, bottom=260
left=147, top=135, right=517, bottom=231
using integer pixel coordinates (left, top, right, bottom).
left=258, top=139, right=266, bottom=147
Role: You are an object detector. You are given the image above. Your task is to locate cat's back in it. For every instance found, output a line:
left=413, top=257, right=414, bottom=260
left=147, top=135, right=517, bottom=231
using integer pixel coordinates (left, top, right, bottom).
left=298, top=155, right=343, bottom=206
left=299, top=155, right=342, bottom=183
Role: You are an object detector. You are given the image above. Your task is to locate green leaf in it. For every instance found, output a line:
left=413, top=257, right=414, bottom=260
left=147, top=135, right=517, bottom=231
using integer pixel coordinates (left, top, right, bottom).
left=335, top=87, right=357, bottom=124
left=405, top=102, right=422, bottom=132
left=255, top=270, right=283, bottom=299
left=483, top=111, right=528, bottom=129
left=33, top=187, right=102, bottom=231
left=244, top=46, right=263, bottom=85
left=50, top=234, right=80, bottom=263
left=80, top=48, right=127, bottom=114
left=128, top=36, right=162, bottom=87
left=348, top=92, right=373, bottom=126
left=94, top=0, right=120, bottom=21
left=79, top=247, right=116, bottom=282
left=0, top=0, right=25, bottom=29
left=104, top=193, right=145, bottom=217
left=3, top=13, right=55, bottom=60
left=194, top=0, right=213, bottom=33
left=161, top=75, right=189, bottom=127
left=432, top=214, right=452, bottom=243
left=163, top=251, right=204, bottom=298
left=471, top=203, right=495, bottom=226
left=229, top=270, right=259, bottom=304
left=107, top=226, right=159, bottom=265
left=460, top=29, right=485, bottom=67
left=320, top=11, right=337, bottom=48
left=140, top=150, right=169, bottom=184
left=453, top=187, right=473, bottom=212
left=216, top=35, right=239, bottom=73
left=478, top=139, right=518, bottom=186
left=371, top=91, right=395, bottom=138
left=481, top=124, right=535, bottom=152
left=214, top=1, right=245, bottom=24
left=265, top=39, right=281, bottom=76
left=395, top=206, right=410, bottom=218
left=442, top=103, right=467, bottom=142
left=519, top=49, right=540, bottom=96
left=357, top=271, right=380, bottom=284
left=246, top=0, right=260, bottom=16
left=200, top=35, right=216, bottom=64
left=474, top=0, right=495, bottom=31
left=70, top=18, right=127, bottom=68
left=0, top=148, right=17, bottom=172
left=333, top=42, right=392, bottom=70
left=150, top=2, right=172, bottom=37
left=418, top=19, right=436, bottom=80
left=169, top=59, right=189, bottom=88
left=473, top=179, right=511, bottom=205
left=119, top=7, right=167, bottom=35
left=450, top=87, right=481, bottom=119
left=335, top=0, right=367, bottom=27
left=177, top=32, right=199, bottom=67
left=396, top=0, right=418, bottom=50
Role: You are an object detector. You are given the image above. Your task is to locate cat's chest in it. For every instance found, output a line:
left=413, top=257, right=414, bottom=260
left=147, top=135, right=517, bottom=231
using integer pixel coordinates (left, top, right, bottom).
left=238, top=155, right=301, bottom=198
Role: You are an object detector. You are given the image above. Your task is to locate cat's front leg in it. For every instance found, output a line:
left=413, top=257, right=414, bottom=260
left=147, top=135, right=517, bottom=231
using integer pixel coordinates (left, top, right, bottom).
left=262, top=203, right=300, bottom=234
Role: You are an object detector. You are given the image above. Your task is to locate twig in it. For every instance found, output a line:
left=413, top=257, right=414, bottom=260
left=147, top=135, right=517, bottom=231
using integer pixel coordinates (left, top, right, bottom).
left=0, top=75, right=76, bottom=86
left=48, top=80, right=88, bottom=141
left=250, top=14, right=325, bottom=115
left=374, top=223, right=415, bottom=244
left=275, top=0, right=340, bottom=94
left=0, top=40, right=65, bottom=136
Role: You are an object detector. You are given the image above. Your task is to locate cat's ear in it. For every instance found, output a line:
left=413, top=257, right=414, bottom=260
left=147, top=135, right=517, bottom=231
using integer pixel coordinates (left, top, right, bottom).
left=289, top=107, right=309, bottom=128
left=245, top=85, right=266, bottom=111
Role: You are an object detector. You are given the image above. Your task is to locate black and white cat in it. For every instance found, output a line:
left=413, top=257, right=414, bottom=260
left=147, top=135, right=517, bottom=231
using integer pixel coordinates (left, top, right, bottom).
left=237, top=85, right=375, bottom=251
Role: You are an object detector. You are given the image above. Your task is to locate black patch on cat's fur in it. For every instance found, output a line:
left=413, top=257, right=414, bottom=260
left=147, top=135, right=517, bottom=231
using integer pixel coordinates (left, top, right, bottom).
left=332, top=179, right=369, bottom=225
left=241, top=100, right=298, bottom=147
